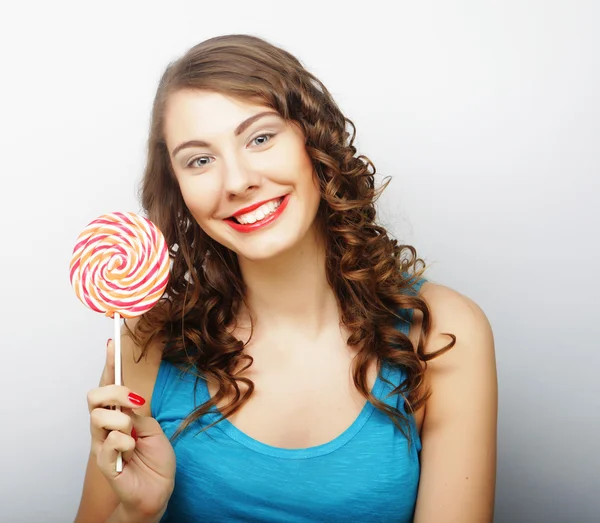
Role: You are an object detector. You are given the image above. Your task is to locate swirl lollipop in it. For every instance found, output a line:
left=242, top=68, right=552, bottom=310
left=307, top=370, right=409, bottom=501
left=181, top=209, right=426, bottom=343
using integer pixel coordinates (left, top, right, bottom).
left=69, top=211, right=170, bottom=471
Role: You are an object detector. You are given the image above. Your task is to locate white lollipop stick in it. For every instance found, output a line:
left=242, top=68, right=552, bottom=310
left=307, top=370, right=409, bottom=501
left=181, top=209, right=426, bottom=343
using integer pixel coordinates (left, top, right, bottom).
left=114, top=312, right=123, bottom=473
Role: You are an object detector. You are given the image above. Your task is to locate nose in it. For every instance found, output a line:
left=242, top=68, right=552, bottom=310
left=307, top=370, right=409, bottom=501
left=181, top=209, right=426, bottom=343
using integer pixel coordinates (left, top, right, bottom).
left=222, top=155, right=261, bottom=198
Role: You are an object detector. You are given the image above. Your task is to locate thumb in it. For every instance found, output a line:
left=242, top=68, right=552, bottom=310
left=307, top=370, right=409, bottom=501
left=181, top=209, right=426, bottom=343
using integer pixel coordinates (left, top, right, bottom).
left=98, top=338, right=117, bottom=386
left=130, top=409, right=164, bottom=438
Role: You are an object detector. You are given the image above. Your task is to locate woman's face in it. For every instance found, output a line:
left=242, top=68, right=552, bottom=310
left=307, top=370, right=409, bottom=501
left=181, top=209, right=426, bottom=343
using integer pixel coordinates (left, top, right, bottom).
left=164, top=90, right=321, bottom=262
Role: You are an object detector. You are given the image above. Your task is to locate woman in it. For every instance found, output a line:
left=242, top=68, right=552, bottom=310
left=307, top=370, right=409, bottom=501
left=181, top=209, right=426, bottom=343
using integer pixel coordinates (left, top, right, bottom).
left=75, top=34, right=497, bottom=522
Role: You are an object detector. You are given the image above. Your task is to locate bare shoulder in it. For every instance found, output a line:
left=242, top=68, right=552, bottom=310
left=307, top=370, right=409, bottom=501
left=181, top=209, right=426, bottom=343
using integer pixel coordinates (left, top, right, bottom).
left=419, top=281, right=495, bottom=361
left=120, top=317, right=165, bottom=417
left=413, top=281, right=498, bottom=522
left=421, top=279, right=491, bottom=326
left=418, top=280, right=497, bottom=413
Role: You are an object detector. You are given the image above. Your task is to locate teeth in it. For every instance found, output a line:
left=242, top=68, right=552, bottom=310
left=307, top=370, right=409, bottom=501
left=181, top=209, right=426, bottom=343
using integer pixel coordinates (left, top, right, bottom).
left=235, top=198, right=282, bottom=225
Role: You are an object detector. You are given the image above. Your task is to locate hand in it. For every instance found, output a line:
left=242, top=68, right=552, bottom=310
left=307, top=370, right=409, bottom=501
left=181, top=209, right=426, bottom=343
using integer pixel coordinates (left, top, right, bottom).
left=87, top=339, right=176, bottom=518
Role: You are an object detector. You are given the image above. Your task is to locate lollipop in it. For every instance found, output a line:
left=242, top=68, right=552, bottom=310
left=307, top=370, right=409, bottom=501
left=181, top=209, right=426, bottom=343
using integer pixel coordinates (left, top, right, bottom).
left=70, top=211, right=170, bottom=472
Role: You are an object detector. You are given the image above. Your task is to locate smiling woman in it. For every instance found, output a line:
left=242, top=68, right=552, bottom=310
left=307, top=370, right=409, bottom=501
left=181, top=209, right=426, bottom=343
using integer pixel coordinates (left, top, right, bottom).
left=75, top=34, right=497, bottom=523
left=163, top=90, right=320, bottom=259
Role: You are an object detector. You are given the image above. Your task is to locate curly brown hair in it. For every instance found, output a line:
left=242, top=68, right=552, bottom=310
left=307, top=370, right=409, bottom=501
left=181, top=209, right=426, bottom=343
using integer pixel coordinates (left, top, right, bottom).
left=129, top=33, right=455, bottom=446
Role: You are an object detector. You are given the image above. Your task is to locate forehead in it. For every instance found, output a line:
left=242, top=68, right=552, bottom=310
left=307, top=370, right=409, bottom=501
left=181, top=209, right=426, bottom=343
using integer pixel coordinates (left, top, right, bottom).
left=163, top=90, right=276, bottom=143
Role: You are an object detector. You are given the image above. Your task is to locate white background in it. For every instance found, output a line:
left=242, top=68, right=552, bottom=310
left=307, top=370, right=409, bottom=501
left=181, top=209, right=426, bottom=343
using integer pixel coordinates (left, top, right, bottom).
left=0, top=1, right=598, bottom=521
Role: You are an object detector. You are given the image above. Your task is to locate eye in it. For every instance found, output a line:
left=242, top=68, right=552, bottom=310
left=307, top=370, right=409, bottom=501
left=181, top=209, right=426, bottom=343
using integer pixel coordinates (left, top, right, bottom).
left=250, top=133, right=275, bottom=147
left=186, top=156, right=213, bottom=169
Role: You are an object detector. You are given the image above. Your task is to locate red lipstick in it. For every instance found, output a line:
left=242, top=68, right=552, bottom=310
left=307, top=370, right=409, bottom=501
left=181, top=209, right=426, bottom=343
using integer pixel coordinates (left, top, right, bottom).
left=225, top=195, right=290, bottom=233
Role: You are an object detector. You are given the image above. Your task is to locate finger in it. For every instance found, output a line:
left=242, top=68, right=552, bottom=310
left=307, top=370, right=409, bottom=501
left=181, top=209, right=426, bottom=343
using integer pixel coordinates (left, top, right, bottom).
left=122, top=440, right=136, bottom=464
left=122, top=426, right=137, bottom=463
left=87, top=384, right=147, bottom=413
left=129, top=410, right=164, bottom=438
left=99, top=338, right=116, bottom=387
left=97, top=430, right=136, bottom=478
left=90, top=407, right=133, bottom=450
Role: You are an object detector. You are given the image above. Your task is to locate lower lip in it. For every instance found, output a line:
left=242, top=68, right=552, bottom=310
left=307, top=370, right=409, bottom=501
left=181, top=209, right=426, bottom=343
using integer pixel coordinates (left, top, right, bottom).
left=225, top=195, right=290, bottom=233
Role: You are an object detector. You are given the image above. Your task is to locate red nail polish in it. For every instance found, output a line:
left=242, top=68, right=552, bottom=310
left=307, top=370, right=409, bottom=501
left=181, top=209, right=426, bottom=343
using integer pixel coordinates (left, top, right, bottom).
left=107, top=338, right=112, bottom=347
left=131, top=427, right=138, bottom=441
left=128, top=392, right=146, bottom=406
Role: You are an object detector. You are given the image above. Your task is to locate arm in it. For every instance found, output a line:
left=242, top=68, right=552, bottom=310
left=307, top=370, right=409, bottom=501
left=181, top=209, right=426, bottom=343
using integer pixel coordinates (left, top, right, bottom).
left=74, top=320, right=163, bottom=523
left=106, top=504, right=166, bottom=523
left=413, top=283, right=498, bottom=523
left=74, top=449, right=120, bottom=522
left=75, top=454, right=165, bottom=522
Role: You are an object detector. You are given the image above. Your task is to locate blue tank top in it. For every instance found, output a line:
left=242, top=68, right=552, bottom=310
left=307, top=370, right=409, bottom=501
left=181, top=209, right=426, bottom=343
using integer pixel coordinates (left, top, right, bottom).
left=152, top=278, right=424, bottom=522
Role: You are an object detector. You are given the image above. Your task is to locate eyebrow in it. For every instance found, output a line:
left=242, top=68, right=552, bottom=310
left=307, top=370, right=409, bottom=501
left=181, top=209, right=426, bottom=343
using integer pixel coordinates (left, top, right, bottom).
left=170, top=110, right=281, bottom=158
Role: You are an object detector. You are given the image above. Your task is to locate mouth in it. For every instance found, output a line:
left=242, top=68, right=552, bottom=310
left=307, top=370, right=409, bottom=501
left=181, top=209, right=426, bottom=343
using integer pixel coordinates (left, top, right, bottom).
left=225, top=195, right=290, bottom=233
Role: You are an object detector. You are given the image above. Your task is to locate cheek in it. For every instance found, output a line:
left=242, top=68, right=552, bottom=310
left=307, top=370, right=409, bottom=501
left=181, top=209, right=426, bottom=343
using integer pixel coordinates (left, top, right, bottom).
left=300, top=154, right=319, bottom=196
left=178, top=178, right=219, bottom=221
left=285, top=147, right=317, bottom=187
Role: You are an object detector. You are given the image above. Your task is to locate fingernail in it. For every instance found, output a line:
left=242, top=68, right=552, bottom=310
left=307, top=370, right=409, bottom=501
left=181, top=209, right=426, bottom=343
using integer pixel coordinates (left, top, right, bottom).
left=131, top=427, right=138, bottom=441
left=128, top=392, right=146, bottom=406
left=107, top=338, right=112, bottom=347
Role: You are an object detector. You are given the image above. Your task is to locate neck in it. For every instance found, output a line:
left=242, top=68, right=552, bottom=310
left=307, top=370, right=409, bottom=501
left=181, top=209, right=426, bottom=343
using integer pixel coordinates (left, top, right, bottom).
left=236, top=226, right=340, bottom=338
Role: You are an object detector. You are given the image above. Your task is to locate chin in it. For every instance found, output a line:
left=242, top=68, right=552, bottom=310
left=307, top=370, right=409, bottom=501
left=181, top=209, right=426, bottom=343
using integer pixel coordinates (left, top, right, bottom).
left=234, top=236, right=299, bottom=263
left=205, top=212, right=319, bottom=263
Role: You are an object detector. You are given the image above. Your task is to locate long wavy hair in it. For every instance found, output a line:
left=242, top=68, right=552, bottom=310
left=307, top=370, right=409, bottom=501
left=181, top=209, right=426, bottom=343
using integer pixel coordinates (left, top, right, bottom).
left=129, top=34, right=455, bottom=446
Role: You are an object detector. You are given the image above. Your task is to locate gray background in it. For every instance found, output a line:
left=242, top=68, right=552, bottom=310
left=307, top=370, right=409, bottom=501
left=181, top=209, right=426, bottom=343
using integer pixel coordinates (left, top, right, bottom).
left=0, top=1, right=598, bottom=521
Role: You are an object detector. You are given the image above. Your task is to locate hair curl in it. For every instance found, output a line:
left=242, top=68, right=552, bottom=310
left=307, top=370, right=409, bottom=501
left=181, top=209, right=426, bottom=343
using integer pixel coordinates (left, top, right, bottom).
left=128, top=34, right=455, bottom=447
